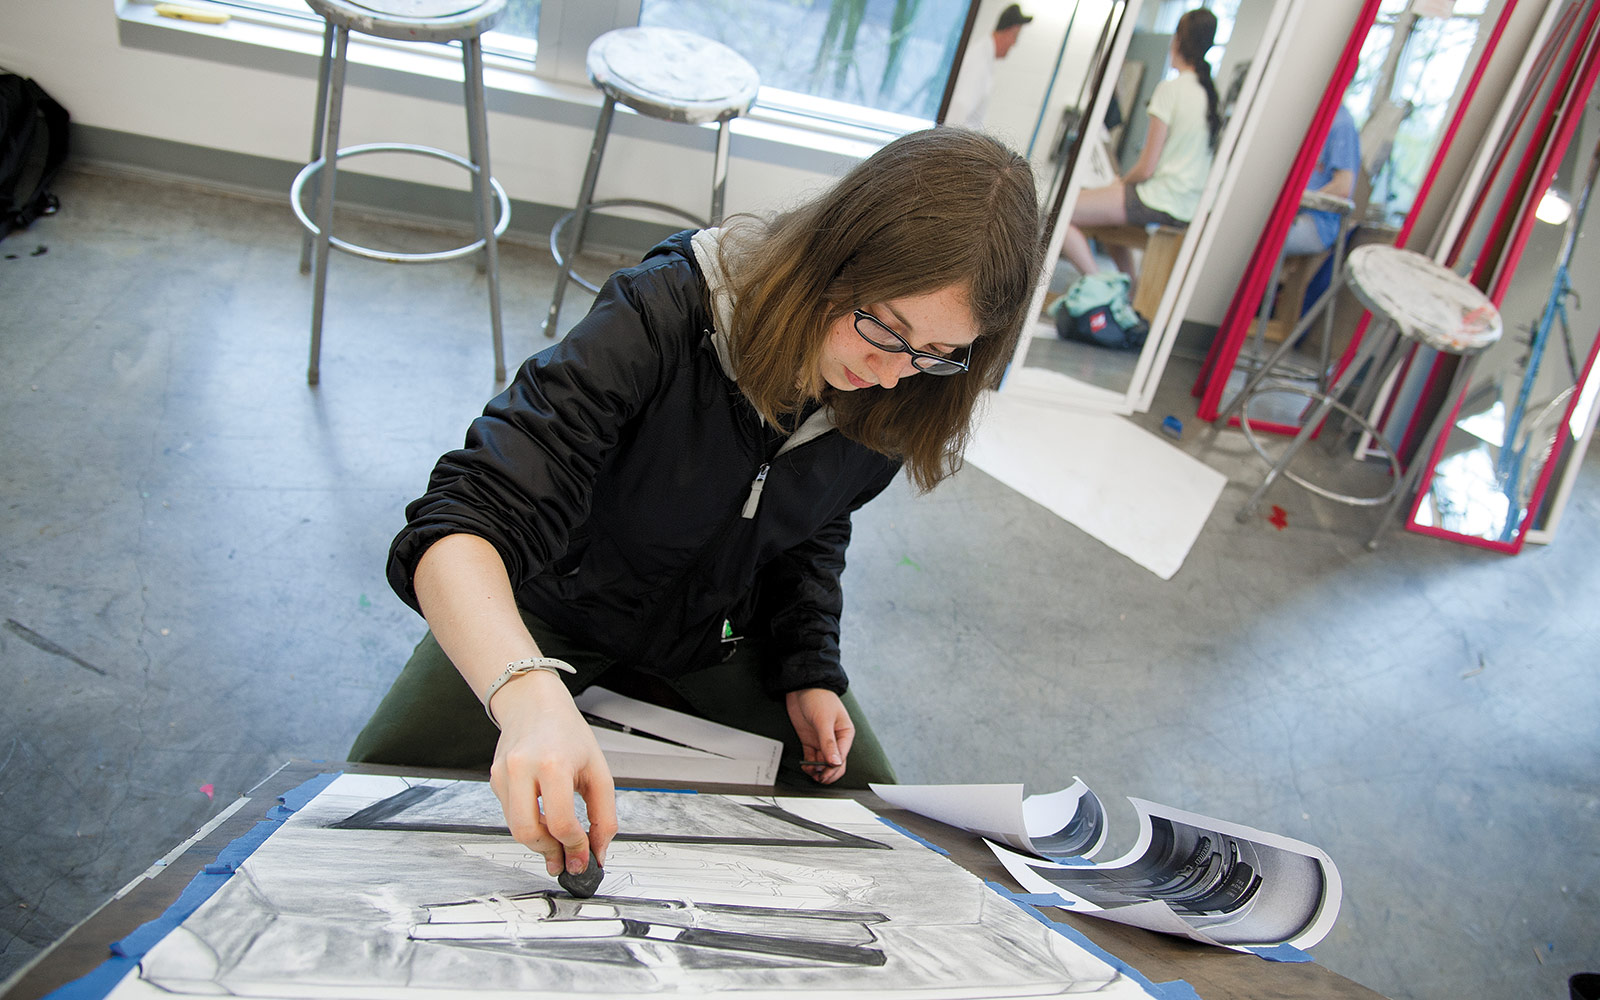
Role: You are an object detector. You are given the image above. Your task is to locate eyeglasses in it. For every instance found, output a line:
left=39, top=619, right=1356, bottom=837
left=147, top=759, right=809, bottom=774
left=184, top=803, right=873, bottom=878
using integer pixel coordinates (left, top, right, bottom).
left=852, top=310, right=971, bottom=376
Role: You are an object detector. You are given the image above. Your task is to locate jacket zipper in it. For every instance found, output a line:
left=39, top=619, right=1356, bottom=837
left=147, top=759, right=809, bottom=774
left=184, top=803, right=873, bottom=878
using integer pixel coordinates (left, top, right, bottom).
left=740, top=463, right=770, bottom=519
left=620, top=421, right=833, bottom=664
left=738, top=407, right=836, bottom=520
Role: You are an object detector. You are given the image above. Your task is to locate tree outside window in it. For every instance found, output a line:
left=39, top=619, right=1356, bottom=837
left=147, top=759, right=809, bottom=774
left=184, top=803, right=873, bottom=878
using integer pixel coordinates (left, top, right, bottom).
left=640, top=0, right=971, bottom=120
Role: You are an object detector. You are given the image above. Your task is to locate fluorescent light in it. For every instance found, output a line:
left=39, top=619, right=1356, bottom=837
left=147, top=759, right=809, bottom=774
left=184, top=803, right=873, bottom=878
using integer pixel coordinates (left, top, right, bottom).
left=1536, top=188, right=1572, bottom=225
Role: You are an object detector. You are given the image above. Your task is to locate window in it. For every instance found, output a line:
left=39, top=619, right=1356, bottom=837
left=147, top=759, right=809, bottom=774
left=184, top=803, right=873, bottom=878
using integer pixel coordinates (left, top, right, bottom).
left=1345, top=0, right=1487, bottom=225
left=160, top=0, right=964, bottom=131
left=493, top=0, right=538, bottom=43
left=639, top=0, right=969, bottom=121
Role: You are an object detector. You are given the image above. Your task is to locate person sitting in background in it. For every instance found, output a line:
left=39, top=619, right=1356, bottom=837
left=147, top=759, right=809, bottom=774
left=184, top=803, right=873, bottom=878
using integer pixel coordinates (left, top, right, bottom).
left=1282, top=104, right=1360, bottom=256
left=1059, top=8, right=1220, bottom=283
left=945, top=3, right=1033, bottom=130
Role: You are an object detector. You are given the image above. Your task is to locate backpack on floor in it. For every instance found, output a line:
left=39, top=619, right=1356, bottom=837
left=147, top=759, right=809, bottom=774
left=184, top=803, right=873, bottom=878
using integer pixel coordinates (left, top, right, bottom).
left=1, top=71, right=70, bottom=241
left=1054, top=272, right=1149, bottom=351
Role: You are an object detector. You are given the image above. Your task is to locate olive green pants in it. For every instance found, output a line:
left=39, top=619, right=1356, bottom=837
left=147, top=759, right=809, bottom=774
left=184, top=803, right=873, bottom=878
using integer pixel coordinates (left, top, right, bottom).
left=349, top=610, right=896, bottom=789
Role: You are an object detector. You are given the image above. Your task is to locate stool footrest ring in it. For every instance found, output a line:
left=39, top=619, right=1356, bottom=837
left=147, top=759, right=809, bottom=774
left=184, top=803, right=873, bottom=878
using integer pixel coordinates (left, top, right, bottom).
left=550, top=198, right=708, bottom=294
left=292, top=141, right=510, bottom=264
left=1239, top=380, right=1404, bottom=507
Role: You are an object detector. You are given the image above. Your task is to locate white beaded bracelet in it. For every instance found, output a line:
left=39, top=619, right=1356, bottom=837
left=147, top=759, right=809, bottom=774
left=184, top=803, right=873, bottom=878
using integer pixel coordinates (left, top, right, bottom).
left=482, top=656, right=576, bottom=727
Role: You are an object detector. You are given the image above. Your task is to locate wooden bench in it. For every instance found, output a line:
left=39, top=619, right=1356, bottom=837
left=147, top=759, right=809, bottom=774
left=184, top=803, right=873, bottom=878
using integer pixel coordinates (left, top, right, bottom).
left=1079, top=223, right=1187, bottom=318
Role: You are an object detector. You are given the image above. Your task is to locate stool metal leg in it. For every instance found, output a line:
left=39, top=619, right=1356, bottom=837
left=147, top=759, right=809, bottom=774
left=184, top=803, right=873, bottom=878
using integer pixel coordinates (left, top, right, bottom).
left=300, top=22, right=335, bottom=276
left=542, top=96, right=617, bottom=340
left=1365, top=353, right=1480, bottom=549
left=710, top=118, right=732, bottom=225
left=1215, top=269, right=1351, bottom=429
left=308, top=26, right=349, bottom=387
left=1314, top=216, right=1353, bottom=394
left=1236, top=388, right=1342, bottom=522
left=462, top=36, right=506, bottom=383
left=1248, top=249, right=1289, bottom=359
left=1237, top=319, right=1390, bottom=521
left=1339, top=319, right=1405, bottom=445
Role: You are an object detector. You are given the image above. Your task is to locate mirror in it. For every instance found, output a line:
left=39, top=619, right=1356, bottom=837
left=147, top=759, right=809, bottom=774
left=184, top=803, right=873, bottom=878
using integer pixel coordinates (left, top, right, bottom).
left=1194, top=0, right=1510, bottom=428
left=1000, top=0, right=1303, bottom=414
left=940, top=2, right=1134, bottom=232
left=1405, top=53, right=1600, bottom=549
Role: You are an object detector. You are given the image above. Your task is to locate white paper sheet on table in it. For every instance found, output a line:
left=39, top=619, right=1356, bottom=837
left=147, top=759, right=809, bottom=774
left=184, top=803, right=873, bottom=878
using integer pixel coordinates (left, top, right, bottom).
left=872, top=780, right=1340, bottom=952
left=870, top=780, right=1108, bottom=859
left=988, top=798, right=1342, bottom=952
left=576, top=685, right=783, bottom=785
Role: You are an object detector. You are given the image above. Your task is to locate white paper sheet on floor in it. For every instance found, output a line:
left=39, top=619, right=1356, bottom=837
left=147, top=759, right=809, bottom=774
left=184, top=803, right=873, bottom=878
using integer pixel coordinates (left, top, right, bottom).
left=966, top=393, right=1225, bottom=579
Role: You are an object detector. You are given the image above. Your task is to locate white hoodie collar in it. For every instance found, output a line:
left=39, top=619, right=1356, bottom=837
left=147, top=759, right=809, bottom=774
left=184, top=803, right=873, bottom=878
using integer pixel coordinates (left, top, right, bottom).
left=689, top=228, right=836, bottom=449
left=690, top=228, right=738, bottom=381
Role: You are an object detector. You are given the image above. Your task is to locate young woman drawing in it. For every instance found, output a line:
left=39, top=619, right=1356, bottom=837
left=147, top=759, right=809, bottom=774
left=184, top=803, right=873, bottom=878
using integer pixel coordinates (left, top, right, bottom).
left=350, top=126, right=1043, bottom=884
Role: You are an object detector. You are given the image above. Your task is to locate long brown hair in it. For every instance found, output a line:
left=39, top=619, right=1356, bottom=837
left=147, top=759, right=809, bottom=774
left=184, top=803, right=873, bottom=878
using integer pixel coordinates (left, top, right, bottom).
left=719, top=127, right=1041, bottom=492
left=1175, top=8, right=1222, bottom=151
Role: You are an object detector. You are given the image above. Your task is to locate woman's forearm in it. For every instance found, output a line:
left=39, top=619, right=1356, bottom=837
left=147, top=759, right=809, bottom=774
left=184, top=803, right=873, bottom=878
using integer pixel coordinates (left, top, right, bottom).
left=413, top=533, right=548, bottom=707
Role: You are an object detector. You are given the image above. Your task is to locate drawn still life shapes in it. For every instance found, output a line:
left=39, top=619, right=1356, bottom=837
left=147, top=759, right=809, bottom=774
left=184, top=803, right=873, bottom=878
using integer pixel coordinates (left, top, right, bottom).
left=98, top=774, right=1160, bottom=998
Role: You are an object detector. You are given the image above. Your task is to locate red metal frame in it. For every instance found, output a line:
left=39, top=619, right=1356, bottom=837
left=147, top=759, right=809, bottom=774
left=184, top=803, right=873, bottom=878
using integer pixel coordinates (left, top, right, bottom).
left=1193, top=0, right=1382, bottom=420
left=1380, top=0, right=1593, bottom=482
left=1197, top=0, right=1519, bottom=435
left=1445, top=0, right=1583, bottom=268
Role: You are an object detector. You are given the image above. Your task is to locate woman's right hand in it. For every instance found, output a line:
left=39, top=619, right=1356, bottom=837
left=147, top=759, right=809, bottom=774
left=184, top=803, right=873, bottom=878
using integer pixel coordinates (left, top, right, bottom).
left=486, top=667, right=618, bottom=878
left=412, top=533, right=618, bottom=879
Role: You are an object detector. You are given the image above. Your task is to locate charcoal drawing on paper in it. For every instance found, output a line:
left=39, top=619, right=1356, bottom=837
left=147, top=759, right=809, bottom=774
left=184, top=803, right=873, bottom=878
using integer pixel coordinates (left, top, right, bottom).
left=100, top=773, right=1159, bottom=999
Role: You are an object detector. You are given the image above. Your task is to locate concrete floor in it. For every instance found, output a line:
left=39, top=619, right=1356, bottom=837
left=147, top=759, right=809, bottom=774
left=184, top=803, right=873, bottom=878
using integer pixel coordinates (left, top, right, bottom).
left=1, top=166, right=1596, bottom=1000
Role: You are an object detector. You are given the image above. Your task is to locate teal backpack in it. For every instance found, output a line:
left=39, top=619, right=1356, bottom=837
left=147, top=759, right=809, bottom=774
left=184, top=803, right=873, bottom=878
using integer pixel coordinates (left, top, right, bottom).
left=1053, top=272, right=1149, bottom=351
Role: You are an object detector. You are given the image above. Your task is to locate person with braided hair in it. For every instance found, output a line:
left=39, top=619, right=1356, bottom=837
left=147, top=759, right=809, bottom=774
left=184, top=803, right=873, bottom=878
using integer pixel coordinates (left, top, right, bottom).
left=1060, top=8, right=1221, bottom=283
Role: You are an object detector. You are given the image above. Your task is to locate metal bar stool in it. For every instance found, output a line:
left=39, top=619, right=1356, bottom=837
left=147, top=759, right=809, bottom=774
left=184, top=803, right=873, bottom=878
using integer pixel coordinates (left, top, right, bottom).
left=541, top=27, right=760, bottom=340
left=1228, top=245, right=1502, bottom=548
left=292, top=0, right=511, bottom=385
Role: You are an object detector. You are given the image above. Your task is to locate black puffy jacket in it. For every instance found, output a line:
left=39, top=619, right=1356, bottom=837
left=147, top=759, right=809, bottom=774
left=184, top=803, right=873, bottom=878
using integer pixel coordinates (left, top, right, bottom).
left=388, top=230, right=901, bottom=695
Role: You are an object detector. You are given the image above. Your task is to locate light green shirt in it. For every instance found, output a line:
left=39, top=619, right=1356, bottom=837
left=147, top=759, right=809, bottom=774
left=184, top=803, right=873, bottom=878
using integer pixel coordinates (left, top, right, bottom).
left=1135, top=71, right=1213, bottom=222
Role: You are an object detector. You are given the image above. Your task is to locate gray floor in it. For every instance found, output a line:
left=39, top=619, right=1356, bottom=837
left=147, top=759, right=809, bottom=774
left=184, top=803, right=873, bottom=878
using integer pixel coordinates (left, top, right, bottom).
left=1, top=166, right=1595, bottom=1000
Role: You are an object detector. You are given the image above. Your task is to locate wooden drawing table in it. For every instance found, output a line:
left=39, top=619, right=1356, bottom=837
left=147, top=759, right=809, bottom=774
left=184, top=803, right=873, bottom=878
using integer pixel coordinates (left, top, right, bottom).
left=2, top=761, right=1389, bottom=1000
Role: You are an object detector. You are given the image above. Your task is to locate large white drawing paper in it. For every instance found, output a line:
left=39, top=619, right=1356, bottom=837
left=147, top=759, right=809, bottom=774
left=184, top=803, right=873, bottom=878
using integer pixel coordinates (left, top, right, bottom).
left=576, top=685, right=783, bottom=785
left=988, top=798, right=1342, bottom=952
left=101, top=774, right=1162, bottom=999
left=870, top=780, right=1108, bottom=859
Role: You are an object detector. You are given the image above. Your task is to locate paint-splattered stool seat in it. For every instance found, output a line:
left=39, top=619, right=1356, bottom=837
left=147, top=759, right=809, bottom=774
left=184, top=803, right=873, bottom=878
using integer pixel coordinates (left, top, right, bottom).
left=541, top=26, right=760, bottom=339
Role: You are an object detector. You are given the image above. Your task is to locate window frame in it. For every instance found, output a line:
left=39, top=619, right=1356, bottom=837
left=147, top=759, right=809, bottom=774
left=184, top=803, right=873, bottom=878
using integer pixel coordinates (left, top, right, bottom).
left=115, top=0, right=936, bottom=148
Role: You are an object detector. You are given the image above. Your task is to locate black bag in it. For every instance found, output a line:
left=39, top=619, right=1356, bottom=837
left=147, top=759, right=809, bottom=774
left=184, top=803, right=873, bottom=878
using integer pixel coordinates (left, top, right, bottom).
left=1, top=71, right=70, bottom=241
left=1053, top=273, right=1149, bottom=351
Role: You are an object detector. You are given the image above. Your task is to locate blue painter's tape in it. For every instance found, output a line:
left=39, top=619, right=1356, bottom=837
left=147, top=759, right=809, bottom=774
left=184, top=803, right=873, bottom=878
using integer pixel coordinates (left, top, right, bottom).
left=40, top=958, right=139, bottom=1000
left=1247, top=942, right=1314, bottom=963
left=43, top=773, right=343, bottom=1000
left=266, top=772, right=341, bottom=819
left=106, top=870, right=229, bottom=959
left=874, top=817, right=950, bottom=855
left=985, top=882, right=1202, bottom=1000
left=1007, top=890, right=1077, bottom=907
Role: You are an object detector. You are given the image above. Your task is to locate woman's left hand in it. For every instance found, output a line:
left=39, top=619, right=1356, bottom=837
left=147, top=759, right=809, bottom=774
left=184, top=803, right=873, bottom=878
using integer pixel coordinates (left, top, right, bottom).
left=785, top=688, right=855, bottom=784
